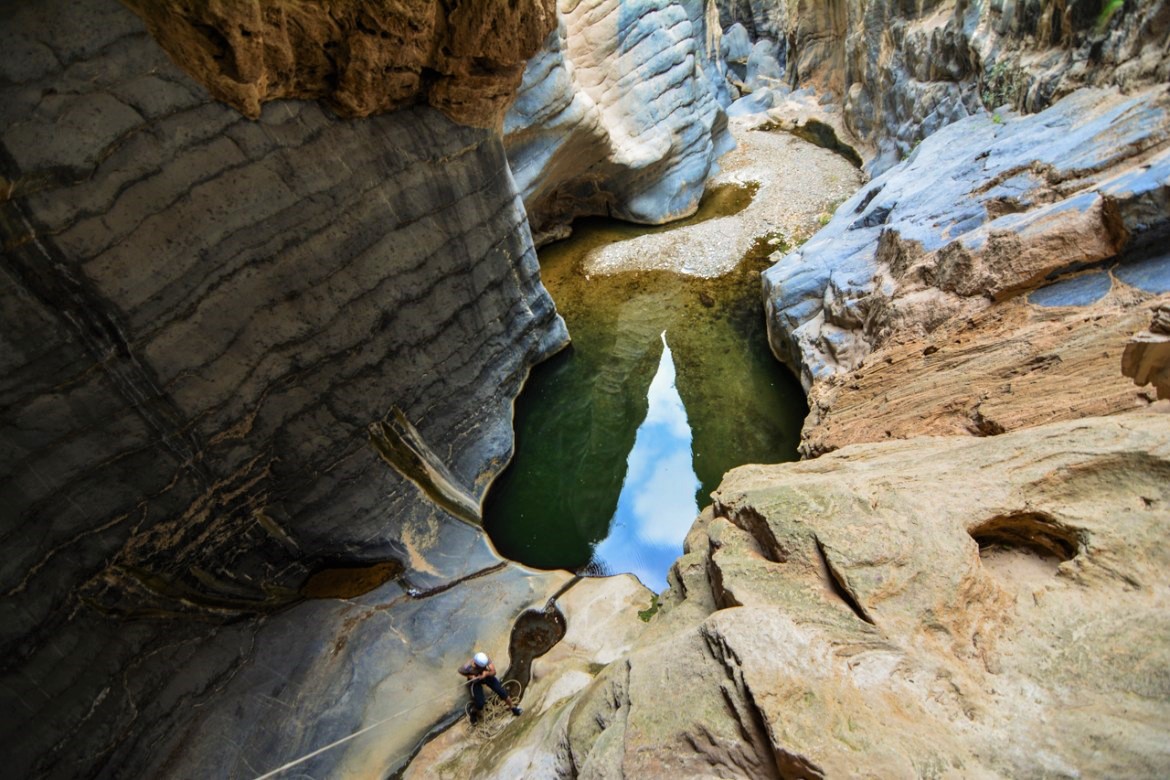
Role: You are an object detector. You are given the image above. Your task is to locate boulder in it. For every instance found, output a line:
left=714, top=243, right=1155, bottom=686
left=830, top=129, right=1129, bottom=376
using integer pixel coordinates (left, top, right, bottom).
left=762, top=86, right=1170, bottom=453
left=721, top=21, right=753, bottom=65
left=744, top=38, right=784, bottom=90
left=0, top=0, right=568, bottom=775
left=1124, top=303, right=1170, bottom=400
left=503, top=0, right=735, bottom=244
left=727, top=88, right=776, bottom=117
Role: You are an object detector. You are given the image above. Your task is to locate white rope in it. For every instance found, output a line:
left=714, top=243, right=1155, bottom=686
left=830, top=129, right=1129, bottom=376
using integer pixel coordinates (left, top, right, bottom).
left=251, top=698, right=435, bottom=780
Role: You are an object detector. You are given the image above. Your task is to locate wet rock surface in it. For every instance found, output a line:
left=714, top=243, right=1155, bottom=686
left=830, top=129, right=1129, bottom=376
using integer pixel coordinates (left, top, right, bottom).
left=503, top=0, right=734, bottom=244
left=0, top=0, right=568, bottom=776
left=762, top=85, right=1170, bottom=454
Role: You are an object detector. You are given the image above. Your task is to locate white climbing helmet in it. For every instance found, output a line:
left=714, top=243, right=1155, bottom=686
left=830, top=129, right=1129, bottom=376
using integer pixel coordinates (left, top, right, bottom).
left=473, top=652, right=489, bottom=668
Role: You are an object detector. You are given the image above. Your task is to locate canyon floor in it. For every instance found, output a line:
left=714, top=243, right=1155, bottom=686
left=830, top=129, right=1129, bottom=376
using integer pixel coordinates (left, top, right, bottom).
left=582, top=117, right=864, bottom=277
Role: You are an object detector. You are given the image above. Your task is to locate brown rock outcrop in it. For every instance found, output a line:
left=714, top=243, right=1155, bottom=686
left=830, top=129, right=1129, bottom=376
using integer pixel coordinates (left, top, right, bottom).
left=403, top=412, right=1170, bottom=778
left=120, top=0, right=557, bottom=127
left=1124, top=303, right=1170, bottom=400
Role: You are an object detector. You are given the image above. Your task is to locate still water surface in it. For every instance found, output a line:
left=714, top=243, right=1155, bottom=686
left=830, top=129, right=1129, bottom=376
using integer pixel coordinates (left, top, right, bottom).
left=483, top=214, right=807, bottom=593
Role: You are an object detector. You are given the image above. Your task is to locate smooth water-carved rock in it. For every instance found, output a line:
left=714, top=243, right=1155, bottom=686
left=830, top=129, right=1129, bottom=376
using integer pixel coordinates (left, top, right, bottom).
left=504, top=0, right=735, bottom=244
left=762, top=86, right=1170, bottom=453
left=0, top=0, right=568, bottom=776
left=405, top=413, right=1170, bottom=779
left=744, top=37, right=784, bottom=90
left=119, top=0, right=557, bottom=127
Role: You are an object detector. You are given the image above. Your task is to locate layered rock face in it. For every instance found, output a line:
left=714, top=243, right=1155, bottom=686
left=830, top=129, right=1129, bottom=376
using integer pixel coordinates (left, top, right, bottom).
left=120, top=0, right=557, bottom=127
left=744, top=0, right=1170, bottom=173
left=407, top=413, right=1170, bottom=778
left=0, top=0, right=568, bottom=776
left=763, top=85, right=1170, bottom=454
left=504, top=0, right=735, bottom=243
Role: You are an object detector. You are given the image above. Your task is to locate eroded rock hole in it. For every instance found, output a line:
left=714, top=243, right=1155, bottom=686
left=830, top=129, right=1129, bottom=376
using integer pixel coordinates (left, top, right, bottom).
left=969, top=512, right=1081, bottom=562
left=503, top=600, right=567, bottom=691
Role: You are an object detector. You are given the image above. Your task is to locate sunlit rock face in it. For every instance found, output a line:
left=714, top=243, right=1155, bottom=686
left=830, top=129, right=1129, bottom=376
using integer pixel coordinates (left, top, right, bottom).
left=405, top=413, right=1170, bottom=779
left=119, top=0, right=557, bottom=127
left=504, top=0, right=735, bottom=244
left=1124, top=303, right=1170, bottom=400
left=763, top=85, right=1170, bottom=454
left=0, top=0, right=568, bottom=775
left=724, top=0, right=1170, bottom=174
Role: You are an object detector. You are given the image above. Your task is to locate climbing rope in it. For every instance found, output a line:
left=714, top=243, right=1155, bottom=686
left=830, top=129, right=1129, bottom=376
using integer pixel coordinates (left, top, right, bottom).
left=465, top=679, right=523, bottom=744
left=250, top=698, right=434, bottom=780
left=251, top=678, right=523, bottom=778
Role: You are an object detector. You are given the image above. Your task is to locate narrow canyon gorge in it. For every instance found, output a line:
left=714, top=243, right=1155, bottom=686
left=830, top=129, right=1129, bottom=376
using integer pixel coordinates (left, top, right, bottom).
left=1, top=0, right=1168, bottom=778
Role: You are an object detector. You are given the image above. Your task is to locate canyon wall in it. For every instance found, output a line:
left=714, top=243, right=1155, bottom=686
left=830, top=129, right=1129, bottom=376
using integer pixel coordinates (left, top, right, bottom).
left=0, top=0, right=569, bottom=776
left=504, top=0, right=735, bottom=244
left=729, top=0, right=1170, bottom=173
left=762, top=85, right=1170, bottom=454
left=404, top=9, right=1170, bottom=769
left=408, top=412, right=1170, bottom=778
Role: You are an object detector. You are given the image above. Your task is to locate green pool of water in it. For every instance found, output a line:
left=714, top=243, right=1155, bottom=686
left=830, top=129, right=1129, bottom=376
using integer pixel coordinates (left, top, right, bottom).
left=483, top=216, right=808, bottom=593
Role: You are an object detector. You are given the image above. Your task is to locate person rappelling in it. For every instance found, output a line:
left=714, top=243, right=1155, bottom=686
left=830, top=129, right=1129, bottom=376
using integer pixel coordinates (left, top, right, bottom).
left=459, top=651, right=522, bottom=724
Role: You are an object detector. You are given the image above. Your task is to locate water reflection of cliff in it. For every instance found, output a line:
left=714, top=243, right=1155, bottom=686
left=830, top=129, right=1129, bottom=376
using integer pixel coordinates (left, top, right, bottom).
left=590, top=332, right=700, bottom=592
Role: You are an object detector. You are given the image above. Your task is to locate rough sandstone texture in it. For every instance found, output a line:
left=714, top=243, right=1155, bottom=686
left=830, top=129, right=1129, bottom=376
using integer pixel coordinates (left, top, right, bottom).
left=0, top=0, right=568, bottom=776
left=503, top=0, right=735, bottom=244
left=405, top=412, right=1170, bottom=778
left=1124, top=302, right=1170, bottom=400
left=762, top=86, right=1170, bottom=454
left=119, top=0, right=557, bottom=127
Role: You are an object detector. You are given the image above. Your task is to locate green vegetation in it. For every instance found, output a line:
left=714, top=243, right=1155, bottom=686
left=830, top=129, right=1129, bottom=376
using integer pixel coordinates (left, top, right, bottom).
left=638, top=597, right=661, bottom=622
left=1097, top=0, right=1124, bottom=32
left=981, top=58, right=1028, bottom=111
left=816, top=195, right=848, bottom=228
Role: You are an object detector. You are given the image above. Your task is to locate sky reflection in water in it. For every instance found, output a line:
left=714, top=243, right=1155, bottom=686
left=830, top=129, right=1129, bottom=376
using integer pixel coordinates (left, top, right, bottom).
left=589, top=332, right=699, bottom=592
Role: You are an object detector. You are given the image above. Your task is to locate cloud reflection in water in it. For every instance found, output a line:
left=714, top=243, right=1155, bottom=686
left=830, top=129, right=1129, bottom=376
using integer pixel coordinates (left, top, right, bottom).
left=589, top=332, right=700, bottom=592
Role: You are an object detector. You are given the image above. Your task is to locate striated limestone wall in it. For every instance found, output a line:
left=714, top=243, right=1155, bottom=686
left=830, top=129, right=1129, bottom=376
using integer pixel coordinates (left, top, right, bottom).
left=504, top=0, right=735, bottom=244
left=0, top=0, right=568, bottom=776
